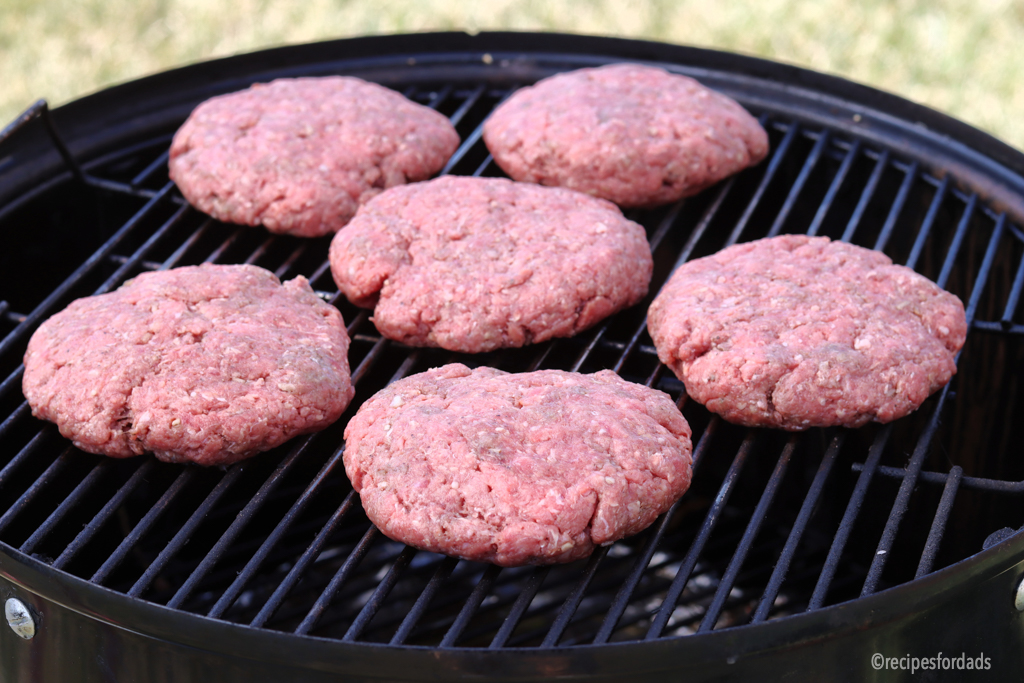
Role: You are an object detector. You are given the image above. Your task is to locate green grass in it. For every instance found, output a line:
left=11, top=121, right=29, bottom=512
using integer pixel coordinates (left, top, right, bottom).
left=3, top=0, right=1023, bottom=149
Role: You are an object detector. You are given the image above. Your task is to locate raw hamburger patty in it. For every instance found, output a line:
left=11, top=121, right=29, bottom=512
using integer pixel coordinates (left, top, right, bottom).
left=647, top=235, right=967, bottom=429
left=482, top=63, right=769, bottom=208
left=168, top=77, right=460, bottom=238
left=329, top=176, right=653, bottom=352
left=22, top=264, right=355, bottom=466
left=343, top=364, right=693, bottom=566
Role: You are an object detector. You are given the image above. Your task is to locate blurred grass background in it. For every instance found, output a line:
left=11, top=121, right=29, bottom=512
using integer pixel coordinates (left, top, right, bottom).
left=3, top=0, right=1023, bottom=149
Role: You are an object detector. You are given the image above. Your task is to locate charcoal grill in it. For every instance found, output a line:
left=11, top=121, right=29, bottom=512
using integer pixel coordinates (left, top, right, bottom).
left=1, top=32, right=1023, bottom=682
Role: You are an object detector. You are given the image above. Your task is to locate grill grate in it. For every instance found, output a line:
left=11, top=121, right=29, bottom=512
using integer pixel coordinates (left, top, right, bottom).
left=1, top=68, right=1024, bottom=653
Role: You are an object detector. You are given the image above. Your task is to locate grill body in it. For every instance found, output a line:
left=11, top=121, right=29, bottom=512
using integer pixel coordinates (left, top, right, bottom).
left=0, top=534, right=1022, bottom=681
left=1, top=32, right=1023, bottom=682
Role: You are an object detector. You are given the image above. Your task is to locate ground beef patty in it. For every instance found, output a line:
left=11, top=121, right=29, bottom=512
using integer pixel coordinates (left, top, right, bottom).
left=168, top=77, right=460, bottom=238
left=329, top=176, right=653, bottom=353
left=647, top=235, right=967, bottom=430
left=22, top=264, right=354, bottom=466
left=482, top=63, right=769, bottom=208
left=343, top=364, right=693, bottom=567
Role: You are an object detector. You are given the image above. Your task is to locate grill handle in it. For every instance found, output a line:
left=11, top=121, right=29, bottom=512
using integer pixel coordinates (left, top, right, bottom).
left=0, top=100, right=85, bottom=183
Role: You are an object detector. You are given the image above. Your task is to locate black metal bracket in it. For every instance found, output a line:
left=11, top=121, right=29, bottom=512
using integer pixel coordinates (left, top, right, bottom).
left=0, top=100, right=86, bottom=184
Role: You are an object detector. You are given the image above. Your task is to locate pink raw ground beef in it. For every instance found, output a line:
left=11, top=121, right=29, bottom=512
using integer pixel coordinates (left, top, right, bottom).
left=483, top=63, right=768, bottom=208
left=647, top=235, right=967, bottom=429
left=329, top=176, right=653, bottom=353
left=343, top=364, right=693, bottom=567
left=22, top=264, right=354, bottom=466
left=169, top=77, right=460, bottom=237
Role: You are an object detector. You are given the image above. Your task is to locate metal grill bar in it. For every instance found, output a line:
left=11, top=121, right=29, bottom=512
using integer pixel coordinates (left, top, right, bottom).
left=0, top=180, right=175, bottom=360
left=973, top=321, right=1024, bottom=335
left=108, top=256, right=163, bottom=272
left=343, top=545, right=418, bottom=641
left=53, top=459, right=157, bottom=570
left=857, top=205, right=1009, bottom=595
left=914, top=466, right=962, bottom=579
left=86, top=175, right=170, bottom=201
left=307, top=257, right=335, bottom=290
left=18, top=459, right=111, bottom=555
left=96, top=191, right=188, bottom=294
left=606, top=200, right=689, bottom=374
left=936, top=194, right=977, bottom=288
left=0, top=445, right=74, bottom=535
left=273, top=242, right=310, bottom=279
left=206, top=442, right=348, bottom=619
left=904, top=176, right=950, bottom=271
left=473, top=154, right=496, bottom=176
left=725, top=119, right=797, bottom=247
left=0, top=401, right=31, bottom=452
left=751, top=433, right=844, bottom=623
left=0, top=355, right=23, bottom=398
left=447, top=85, right=486, bottom=127
left=872, top=161, right=918, bottom=251
left=530, top=564, right=648, bottom=646
left=697, top=437, right=796, bottom=632
left=961, top=211, right=1008, bottom=331
left=127, top=465, right=247, bottom=597
left=540, top=546, right=609, bottom=647
left=202, top=227, right=247, bottom=264
left=860, top=385, right=950, bottom=596
left=166, top=440, right=311, bottom=610
left=249, top=490, right=360, bottom=629
left=488, top=566, right=550, bottom=648
left=806, top=140, right=862, bottom=237
left=389, top=557, right=459, bottom=645
left=440, top=88, right=512, bottom=174
left=663, top=175, right=737, bottom=280
left=402, top=84, right=450, bottom=110
left=591, top=497, right=687, bottom=644
left=131, top=149, right=171, bottom=187
left=766, top=130, right=829, bottom=238
left=370, top=560, right=496, bottom=642
left=1002, top=231, right=1024, bottom=326
left=494, top=556, right=672, bottom=646
left=852, top=463, right=1024, bottom=493
left=350, top=336, right=390, bottom=385
left=647, top=200, right=687, bottom=252
left=161, top=218, right=215, bottom=269
left=440, top=564, right=503, bottom=647
left=91, top=467, right=197, bottom=584
left=243, top=235, right=280, bottom=267
left=612, top=324, right=650, bottom=375
left=840, top=150, right=890, bottom=242
left=645, top=431, right=754, bottom=639
left=807, top=425, right=890, bottom=609
left=592, top=417, right=718, bottom=644
left=570, top=325, right=608, bottom=372
left=295, top=525, right=380, bottom=635
left=853, top=204, right=999, bottom=592
left=343, top=309, right=369, bottom=336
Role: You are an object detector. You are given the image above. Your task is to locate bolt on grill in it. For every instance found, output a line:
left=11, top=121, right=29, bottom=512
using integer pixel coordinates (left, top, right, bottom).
left=1, top=62, right=1023, bottom=653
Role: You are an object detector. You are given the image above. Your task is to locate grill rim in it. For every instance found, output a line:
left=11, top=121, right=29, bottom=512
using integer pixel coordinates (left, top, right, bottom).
left=3, top=31, right=1024, bottom=679
left=1, top=532, right=1021, bottom=672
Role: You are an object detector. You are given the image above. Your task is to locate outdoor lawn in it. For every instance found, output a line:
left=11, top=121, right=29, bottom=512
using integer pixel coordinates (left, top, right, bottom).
left=3, top=0, right=1022, bottom=150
